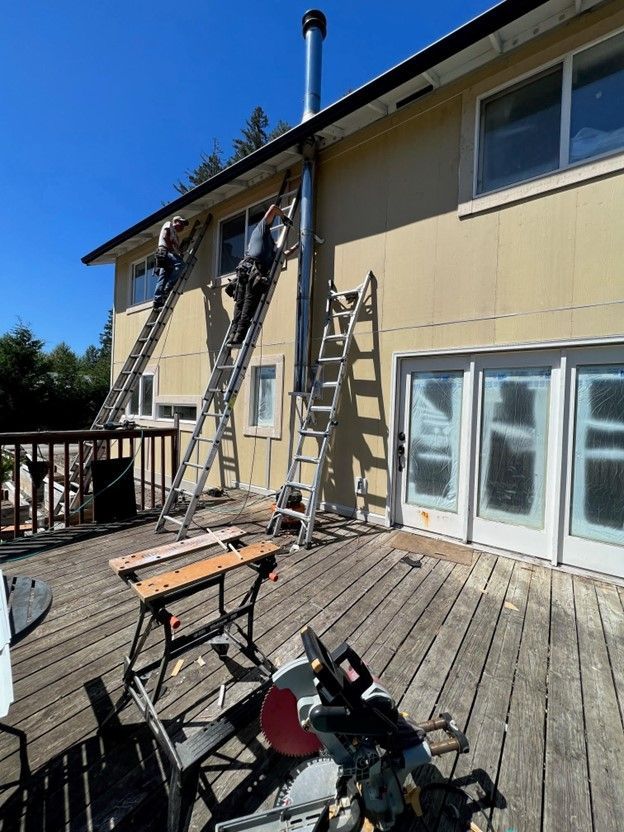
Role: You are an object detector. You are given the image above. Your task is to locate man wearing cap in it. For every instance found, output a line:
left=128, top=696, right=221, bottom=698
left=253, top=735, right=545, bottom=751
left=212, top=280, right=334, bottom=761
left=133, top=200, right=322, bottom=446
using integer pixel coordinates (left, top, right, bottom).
left=153, top=215, right=189, bottom=309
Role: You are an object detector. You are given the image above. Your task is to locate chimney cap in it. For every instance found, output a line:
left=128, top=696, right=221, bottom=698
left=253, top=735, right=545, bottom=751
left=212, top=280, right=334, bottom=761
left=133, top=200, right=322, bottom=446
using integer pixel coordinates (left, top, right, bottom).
left=302, top=9, right=326, bottom=40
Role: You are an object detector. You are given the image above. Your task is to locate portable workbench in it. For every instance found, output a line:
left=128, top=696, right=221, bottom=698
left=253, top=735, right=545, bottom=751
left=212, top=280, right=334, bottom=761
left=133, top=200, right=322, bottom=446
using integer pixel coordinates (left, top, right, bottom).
left=107, top=528, right=280, bottom=832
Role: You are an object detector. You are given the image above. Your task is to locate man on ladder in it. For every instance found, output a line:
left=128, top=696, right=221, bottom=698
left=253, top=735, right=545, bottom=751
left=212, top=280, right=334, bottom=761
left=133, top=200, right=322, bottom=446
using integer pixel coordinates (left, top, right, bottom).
left=153, top=215, right=190, bottom=309
left=226, top=204, right=297, bottom=346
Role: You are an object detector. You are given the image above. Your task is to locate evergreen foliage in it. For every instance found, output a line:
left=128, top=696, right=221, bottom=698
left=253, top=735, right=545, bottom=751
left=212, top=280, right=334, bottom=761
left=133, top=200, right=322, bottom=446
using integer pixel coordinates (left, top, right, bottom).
left=0, top=312, right=113, bottom=432
left=174, top=107, right=290, bottom=194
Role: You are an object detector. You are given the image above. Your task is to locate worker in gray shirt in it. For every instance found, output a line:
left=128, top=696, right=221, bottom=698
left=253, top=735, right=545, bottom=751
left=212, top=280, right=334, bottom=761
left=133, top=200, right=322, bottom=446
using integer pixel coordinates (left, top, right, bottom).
left=227, top=204, right=295, bottom=346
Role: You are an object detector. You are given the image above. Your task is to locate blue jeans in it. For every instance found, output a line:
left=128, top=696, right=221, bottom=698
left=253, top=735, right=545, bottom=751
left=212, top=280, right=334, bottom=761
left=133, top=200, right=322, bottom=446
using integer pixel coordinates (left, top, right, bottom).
left=154, top=252, right=184, bottom=304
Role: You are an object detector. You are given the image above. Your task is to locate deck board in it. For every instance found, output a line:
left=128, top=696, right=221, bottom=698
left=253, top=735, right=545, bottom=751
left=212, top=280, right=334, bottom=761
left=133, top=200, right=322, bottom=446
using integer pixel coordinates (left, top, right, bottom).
left=1, top=493, right=623, bottom=832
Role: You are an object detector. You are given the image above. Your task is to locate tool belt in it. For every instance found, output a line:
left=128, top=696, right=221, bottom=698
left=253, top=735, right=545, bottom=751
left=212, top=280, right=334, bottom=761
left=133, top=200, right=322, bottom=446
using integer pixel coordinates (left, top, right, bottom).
left=225, top=257, right=270, bottom=297
left=155, top=245, right=169, bottom=268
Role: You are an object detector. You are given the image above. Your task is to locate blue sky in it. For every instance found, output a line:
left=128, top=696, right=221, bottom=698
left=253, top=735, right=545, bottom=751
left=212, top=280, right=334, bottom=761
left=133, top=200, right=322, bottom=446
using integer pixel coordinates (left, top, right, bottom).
left=1, top=0, right=493, bottom=353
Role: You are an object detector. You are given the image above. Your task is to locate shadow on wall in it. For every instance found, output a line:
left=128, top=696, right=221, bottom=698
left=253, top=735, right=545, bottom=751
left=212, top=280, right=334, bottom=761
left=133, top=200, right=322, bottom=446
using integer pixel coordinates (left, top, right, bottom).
left=322, top=274, right=389, bottom=520
left=202, top=281, right=241, bottom=490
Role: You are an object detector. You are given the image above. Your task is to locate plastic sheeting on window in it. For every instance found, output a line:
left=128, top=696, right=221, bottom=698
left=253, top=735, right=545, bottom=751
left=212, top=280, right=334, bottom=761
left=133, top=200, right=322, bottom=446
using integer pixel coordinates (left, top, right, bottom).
left=570, top=365, right=624, bottom=546
left=477, top=368, right=550, bottom=529
left=253, top=366, right=276, bottom=427
left=406, top=371, right=463, bottom=513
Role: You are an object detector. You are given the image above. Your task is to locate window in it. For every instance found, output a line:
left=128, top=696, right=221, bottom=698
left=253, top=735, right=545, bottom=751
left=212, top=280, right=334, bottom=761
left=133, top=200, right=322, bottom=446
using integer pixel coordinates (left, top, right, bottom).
left=217, top=191, right=295, bottom=276
left=131, top=255, right=158, bottom=305
left=251, top=365, right=276, bottom=427
left=244, top=354, right=284, bottom=438
left=477, top=30, right=624, bottom=195
left=156, top=403, right=197, bottom=421
left=570, top=364, right=624, bottom=546
left=128, top=373, right=154, bottom=418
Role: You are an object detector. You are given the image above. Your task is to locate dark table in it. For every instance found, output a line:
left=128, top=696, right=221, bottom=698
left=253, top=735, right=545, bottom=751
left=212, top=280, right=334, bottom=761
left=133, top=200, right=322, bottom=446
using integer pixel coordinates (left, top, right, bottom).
left=3, top=575, right=53, bottom=645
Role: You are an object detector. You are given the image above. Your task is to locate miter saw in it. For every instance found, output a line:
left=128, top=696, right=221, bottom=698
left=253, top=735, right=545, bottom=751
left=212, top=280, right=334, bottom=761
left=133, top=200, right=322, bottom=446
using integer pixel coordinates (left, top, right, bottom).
left=216, top=626, right=469, bottom=832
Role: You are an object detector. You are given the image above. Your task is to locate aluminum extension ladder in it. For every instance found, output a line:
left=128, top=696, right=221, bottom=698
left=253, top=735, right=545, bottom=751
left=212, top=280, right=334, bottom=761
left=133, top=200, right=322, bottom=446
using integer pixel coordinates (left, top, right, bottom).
left=268, top=270, right=372, bottom=548
left=155, top=189, right=300, bottom=540
left=65, top=215, right=212, bottom=509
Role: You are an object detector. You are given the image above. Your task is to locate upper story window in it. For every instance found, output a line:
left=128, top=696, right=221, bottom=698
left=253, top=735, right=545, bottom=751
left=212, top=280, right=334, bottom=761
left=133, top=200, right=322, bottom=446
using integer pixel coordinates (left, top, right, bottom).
left=217, top=191, right=295, bottom=277
left=131, top=255, right=158, bottom=305
left=477, top=29, right=624, bottom=195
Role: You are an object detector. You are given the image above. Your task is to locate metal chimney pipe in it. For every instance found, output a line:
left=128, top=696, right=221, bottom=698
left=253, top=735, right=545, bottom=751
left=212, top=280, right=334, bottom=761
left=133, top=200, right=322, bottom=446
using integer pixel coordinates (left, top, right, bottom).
left=295, top=10, right=326, bottom=395
left=302, top=10, right=326, bottom=121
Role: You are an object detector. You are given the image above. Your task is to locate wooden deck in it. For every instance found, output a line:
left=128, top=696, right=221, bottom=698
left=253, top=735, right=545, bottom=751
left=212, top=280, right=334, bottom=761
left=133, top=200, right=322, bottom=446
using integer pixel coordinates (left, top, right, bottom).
left=1, top=492, right=623, bottom=832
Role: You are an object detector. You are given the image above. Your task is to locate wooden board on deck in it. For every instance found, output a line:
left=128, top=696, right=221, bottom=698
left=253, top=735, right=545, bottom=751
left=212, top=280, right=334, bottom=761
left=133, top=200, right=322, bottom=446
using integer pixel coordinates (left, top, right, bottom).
left=131, top=540, right=280, bottom=602
left=109, top=527, right=245, bottom=574
left=390, top=530, right=475, bottom=565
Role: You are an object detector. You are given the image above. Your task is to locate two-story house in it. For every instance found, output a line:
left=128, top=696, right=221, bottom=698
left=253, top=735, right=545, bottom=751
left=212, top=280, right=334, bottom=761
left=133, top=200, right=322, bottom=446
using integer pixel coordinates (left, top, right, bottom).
left=83, top=0, right=624, bottom=580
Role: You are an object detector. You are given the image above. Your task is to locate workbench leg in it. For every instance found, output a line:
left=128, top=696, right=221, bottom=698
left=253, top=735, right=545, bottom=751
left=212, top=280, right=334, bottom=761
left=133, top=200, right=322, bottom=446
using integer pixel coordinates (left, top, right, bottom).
left=168, top=765, right=200, bottom=832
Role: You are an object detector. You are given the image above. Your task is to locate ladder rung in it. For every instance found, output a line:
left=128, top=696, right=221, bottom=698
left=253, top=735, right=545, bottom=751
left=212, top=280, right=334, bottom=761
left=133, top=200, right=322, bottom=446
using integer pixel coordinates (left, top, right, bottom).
left=276, top=507, right=310, bottom=522
left=330, top=290, right=358, bottom=299
left=310, top=406, right=332, bottom=412
left=325, top=334, right=347, bottom=341
left=294, top=455, right=321, bottom=464
left=317, top=357, right=343, bottom=364
left=217, top=364, right=236, bottom=370
left=300, top=429, right=328, bottom=437
left=331, top=311, right=352, bottom=318
left=285, top=482, right=314, bottom=491
left=204, top=412, right=225, bottom=419
left=162, top=515, right=183, bottom=526
left=207, top=388, right=224, bottom=394
left=185, top=462, right=205, bottom=470
left=322, top=382, right=338, bottom=388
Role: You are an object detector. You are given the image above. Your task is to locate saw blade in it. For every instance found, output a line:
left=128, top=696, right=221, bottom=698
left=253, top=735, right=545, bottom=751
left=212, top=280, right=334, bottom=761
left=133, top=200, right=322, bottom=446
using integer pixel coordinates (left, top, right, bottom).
left=260, top=684, right=323, bottom=757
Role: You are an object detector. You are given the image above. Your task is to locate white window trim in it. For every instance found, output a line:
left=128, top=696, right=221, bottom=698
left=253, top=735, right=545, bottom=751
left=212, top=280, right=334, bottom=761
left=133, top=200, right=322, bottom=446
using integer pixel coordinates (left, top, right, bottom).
left=154, top=394, right=201, bottom=424
left=129, top=253, right=157, bottom=308
left=243, top=354, right=284, bottom=439
left=459, top=24, right=624, bottom=217
left=127, top=367, right=157, bottom=421
left=214, top=190, right=296, bottom=285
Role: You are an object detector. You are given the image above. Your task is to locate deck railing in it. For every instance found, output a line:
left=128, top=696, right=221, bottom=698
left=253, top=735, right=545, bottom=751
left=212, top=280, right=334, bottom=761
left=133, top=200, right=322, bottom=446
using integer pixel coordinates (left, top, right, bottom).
left=0, top=425, right=179, bottom=540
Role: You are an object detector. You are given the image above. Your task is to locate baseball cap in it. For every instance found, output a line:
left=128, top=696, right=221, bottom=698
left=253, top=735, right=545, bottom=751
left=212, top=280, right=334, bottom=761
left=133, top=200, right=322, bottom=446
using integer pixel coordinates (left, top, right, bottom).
left=172, top=215, right=189, bottom=225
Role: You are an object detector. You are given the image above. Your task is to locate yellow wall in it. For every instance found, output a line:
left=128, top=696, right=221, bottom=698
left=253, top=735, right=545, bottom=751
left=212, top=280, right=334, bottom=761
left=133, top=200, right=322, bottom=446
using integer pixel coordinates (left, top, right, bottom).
left=112, top=2, right=624, bottom=518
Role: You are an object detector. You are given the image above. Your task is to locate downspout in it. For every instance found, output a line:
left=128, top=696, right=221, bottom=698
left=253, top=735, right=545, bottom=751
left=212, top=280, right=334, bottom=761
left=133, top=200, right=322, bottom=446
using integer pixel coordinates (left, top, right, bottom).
left=294, top=9, right=326, bottom=395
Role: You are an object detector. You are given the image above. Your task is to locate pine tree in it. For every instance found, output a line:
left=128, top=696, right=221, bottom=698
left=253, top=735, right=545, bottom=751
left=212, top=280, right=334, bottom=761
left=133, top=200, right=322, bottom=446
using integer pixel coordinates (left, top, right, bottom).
left=0, top=323, right=51, bottom=431
left=174, top=140, right=225, bottom=195
left=174, top=108, right=290, bottom=193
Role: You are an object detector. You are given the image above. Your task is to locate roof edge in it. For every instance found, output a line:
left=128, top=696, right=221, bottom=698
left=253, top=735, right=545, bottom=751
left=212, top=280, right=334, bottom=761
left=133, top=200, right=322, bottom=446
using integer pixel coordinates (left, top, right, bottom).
left=83, top=0, right=552, bottom=265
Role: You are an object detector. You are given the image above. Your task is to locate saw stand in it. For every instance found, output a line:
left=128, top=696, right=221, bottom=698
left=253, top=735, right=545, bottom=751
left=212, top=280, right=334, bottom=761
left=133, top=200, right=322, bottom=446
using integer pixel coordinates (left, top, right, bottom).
left=105, top=531, right=280, bottom=832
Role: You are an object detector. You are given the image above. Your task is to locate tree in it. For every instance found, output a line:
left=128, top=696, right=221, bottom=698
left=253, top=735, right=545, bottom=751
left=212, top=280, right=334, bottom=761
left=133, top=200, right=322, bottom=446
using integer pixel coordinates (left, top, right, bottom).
left=47, top=342, right=89, bottom=429
left=174, top=140, right=225, bottom=195
left=0, top=323, right=51, bottom=431
left=174, top=107, right=291, bottom=194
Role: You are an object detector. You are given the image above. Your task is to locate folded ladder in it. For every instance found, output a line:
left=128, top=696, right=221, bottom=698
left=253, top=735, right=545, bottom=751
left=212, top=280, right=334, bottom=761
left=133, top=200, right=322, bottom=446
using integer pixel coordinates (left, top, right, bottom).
left=268, top=271, right=372, bottom=548
left=156, top=180, right=300, bottom=540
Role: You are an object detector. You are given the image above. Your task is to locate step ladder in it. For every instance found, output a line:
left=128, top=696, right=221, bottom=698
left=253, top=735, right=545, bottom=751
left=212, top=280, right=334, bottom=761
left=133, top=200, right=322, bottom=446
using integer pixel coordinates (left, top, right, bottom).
left=155, top=188, right=301, bottom=540
left=65, top=214, right=212, bottom=511
left=267, top=271, right=372, bottom=549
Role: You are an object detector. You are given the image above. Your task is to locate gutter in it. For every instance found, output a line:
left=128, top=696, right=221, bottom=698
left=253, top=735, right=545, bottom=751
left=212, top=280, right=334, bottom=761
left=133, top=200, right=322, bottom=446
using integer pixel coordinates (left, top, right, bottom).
left=82, top=0, right=553, bottom=265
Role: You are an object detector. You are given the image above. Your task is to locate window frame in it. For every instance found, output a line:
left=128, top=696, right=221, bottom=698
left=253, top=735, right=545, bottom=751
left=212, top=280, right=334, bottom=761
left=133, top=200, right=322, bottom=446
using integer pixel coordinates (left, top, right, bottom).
left=243, top=354, right=284, bottom=439
left=215, top=190, right=296, bottom=282
left=127, top=371, right=156, bottom=420
left=154, top=395, right=200, bottom=424
left=466, top=25, right=624, bottom=209
left=129, top=253, right=158, bottom=308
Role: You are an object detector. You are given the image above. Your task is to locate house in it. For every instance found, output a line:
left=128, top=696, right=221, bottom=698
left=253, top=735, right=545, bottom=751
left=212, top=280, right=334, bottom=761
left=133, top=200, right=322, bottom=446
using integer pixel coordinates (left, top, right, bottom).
left=83, top=0, right=624, bottom=580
